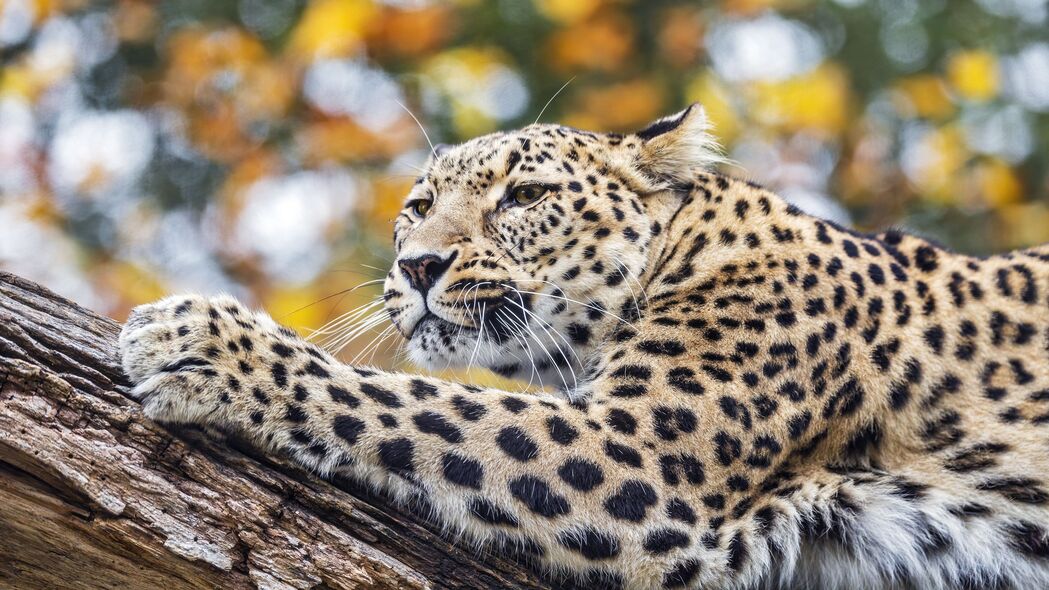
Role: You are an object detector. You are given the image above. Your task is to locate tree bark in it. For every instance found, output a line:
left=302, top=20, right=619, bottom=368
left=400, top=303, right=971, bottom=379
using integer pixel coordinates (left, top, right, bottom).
left=0, top=271, right=550, bottom=590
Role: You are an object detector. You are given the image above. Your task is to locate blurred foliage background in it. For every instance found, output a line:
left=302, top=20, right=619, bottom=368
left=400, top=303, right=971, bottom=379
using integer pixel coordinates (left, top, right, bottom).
left=1, top=0, right=1048, bottom=371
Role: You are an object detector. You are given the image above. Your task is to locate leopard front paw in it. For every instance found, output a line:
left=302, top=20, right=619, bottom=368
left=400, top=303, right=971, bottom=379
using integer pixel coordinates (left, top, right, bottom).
left=119, top=294, right=266, bottom=424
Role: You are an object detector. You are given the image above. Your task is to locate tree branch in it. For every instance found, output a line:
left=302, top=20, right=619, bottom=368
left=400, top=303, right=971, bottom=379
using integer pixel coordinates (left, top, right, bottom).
left=0, top=271, right=549, bottom=590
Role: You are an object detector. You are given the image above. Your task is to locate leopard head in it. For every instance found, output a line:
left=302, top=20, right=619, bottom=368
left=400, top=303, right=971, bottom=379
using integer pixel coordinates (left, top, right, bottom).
left=382, top=104, right=719, bottom=391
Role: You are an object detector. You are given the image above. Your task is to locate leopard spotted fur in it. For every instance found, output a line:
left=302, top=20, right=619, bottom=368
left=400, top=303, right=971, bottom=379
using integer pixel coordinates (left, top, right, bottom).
left=120, top=105, right=1049, bottom=589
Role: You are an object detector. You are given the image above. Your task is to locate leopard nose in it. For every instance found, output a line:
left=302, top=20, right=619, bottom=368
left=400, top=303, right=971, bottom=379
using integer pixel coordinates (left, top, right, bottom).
left=397, top=252, right=456, bottom=295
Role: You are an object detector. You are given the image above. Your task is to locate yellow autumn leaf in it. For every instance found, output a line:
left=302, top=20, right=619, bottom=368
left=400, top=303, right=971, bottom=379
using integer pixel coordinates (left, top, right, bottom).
left=288, top=0, right=377, bottom=60
left=450, top=103, right=495, bottom=138
left=166, top=28, right=267, bottom=90
left=424, top=47, right=516, bottom=136
left=534, top=0, right=602, bottom=24
left=657, top=6, right=705, bottom=68
left=998, top=202, right=1049, bottom=250
left=32, top=0, right=57, bottom=20
left=750, top=63, right=851, bottom=135
left=297, top=117, right=417, bottom=165
left=908, top=125, right=967, bottom=203
left=565, top=79, right=663, bottom=131
left=367, top=176, right=415, bottom=228
left=544, top=11, right=635, bottom=73
left=947, top=49, right=999, bottom=102
left=0, top=65, right=39, bottom=99
left=976, top=158, right=1023, bottom=208
left=365, top=4, right=454, bottom=58
left=894, top=74, right=954, bottom=119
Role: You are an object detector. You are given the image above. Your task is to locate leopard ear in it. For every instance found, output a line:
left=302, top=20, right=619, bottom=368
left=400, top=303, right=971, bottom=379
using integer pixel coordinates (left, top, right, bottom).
left=633, top=104, right=722, bottom=188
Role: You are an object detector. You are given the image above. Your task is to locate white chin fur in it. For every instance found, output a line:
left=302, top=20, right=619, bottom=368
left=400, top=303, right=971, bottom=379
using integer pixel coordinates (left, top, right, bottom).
left=405, top=320, right=488, bottom=371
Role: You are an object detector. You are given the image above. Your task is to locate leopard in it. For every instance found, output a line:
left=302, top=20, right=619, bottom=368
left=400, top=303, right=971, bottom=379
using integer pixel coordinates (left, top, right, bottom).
left=119, top=104, right=1049, bottom=589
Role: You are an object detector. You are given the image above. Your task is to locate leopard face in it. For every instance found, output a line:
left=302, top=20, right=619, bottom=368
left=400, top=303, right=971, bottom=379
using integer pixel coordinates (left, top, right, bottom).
left=383, top=109, right=718, bottom=390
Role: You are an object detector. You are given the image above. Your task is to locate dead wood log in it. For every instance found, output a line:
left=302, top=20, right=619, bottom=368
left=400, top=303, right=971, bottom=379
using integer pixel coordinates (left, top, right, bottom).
left=0, top=271, right=550, bottom=590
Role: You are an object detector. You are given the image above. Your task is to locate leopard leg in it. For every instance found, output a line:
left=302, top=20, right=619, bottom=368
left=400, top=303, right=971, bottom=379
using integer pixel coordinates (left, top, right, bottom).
left=120, top=295, right=724, bottom=589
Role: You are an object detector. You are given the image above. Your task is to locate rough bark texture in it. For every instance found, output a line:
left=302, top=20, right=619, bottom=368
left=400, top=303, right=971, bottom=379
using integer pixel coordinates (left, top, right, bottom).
left=0, top=271, right=550, bottom=590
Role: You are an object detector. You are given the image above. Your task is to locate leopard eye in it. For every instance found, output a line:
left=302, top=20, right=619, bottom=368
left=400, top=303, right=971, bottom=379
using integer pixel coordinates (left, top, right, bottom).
left=409, top=199, right=432, bottom=218
left=509, top=184, right=549, bottom=207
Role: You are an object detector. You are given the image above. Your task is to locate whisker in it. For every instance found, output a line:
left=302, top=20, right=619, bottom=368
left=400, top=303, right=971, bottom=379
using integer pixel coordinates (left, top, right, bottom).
left=360, top=263, right=391, bottom=273
left=396, top=99, right=437, bottom=158
left=517, top=313, right=568, bottom=392
left=322, top=320, right=385, bottom=354
left=611, top=254, right=650, bottom=305
left=309, top=298, right=385, bottom=338
left=386, top=160, right=429, bottom=177
left=505, top=293, right=577, bottom=391
left=467, top=302, right=488, bottom=372
left=279, top=278, right=385, bottom=323
left=493, top=236, right=525, bottom=266
left=442, top=284, right=474, bottom=373
left=462, top=281, right=492, bottom=329
left=504, top=281, right=632, bottom=326
left=375, top=329, right=405, bottom=366
left=380, top=173, right=429, bottom=183
left=511, top=297, right=584, bottom=372
left=353, top=324, right=398, bottom=365
left=326, top=268, right=386, bottom=277
left=497, top=308, right=540, bottom=391
left=311, top=312, right=384, bottom=347
left=321, top=310, right=391, bottom=353
left=613, top=262, right=642, bottom=321
left=534, top=76, right=576, bottom=126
